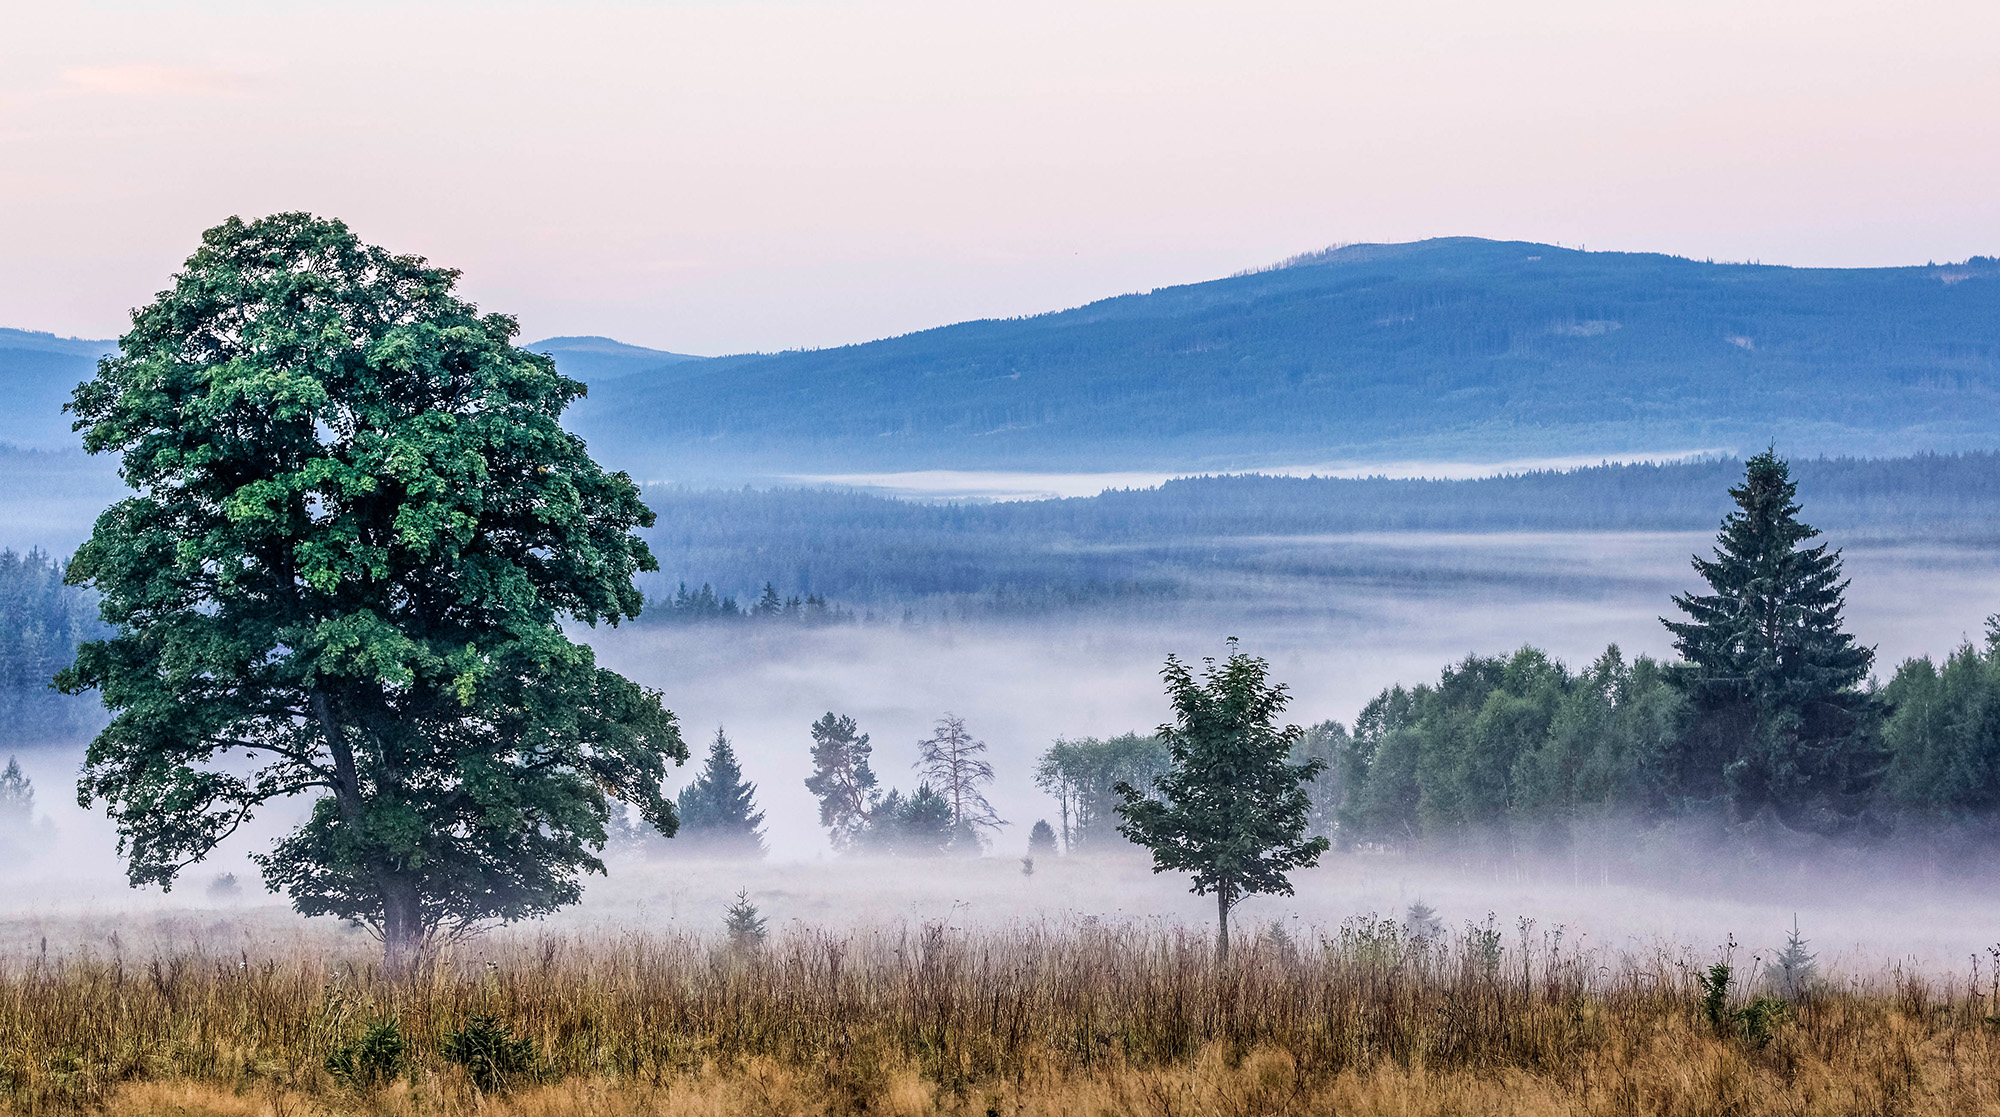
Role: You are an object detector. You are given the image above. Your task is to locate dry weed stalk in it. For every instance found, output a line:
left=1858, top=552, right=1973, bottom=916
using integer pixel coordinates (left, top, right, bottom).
left=0, top=918, right=1997, bottom=1114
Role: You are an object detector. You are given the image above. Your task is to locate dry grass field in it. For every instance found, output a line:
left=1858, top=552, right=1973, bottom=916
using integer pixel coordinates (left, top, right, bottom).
left=3, top=917, right=1998, bottom=1116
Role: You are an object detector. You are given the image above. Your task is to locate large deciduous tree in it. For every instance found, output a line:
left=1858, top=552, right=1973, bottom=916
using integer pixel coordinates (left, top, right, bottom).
left=1662, top=450, right=1884, bottom=835
left=57, top=213, right=686, bottom=972
left=1115, top=641, right=1329, bottom=961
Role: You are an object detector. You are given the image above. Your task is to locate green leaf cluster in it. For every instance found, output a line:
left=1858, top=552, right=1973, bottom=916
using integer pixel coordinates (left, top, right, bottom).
left=57, top=213, right=685, bottom=961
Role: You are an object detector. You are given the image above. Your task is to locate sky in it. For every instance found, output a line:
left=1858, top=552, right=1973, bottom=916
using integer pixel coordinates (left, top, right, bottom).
left=3, top=0, right=1997, bottom=355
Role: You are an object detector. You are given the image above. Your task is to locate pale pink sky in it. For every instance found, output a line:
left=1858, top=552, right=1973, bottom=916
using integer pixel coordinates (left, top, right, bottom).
left=3, top=0, right=1996, bottom=354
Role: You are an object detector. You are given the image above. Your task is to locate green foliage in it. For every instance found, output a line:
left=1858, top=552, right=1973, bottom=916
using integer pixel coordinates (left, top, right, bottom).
left=1115, top=641, right=1330, bottom=957
left=1881, top=623, right=2000, bottom=842
left=1698, top=962, right=1794, bottom=1047
left=1035, top=733, right=1169, bottom=853
left=57, top=213, right=686, bottom=966
left=324, top=1018, right=406, bottom=1091
left=440, top=1014, right=538, bottom=1092
left=857, top=782, right=956, bottom=856
left=675, top=728, right=767, bottom=858
left=1665, top=451, right=1885, bottom=834
left=723, top=889, right=768, bottom=949
left=804, top=712, right=878, bottom=851
left=1700, top=963, right=1735, bottom=1034
left=1336, top=645, right=1683, bottom=849
left=0, top=548, right=104, bottom=746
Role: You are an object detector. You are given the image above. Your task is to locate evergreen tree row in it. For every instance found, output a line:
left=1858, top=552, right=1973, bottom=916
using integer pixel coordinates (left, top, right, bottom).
left=0, top=549, right=107, bottom=747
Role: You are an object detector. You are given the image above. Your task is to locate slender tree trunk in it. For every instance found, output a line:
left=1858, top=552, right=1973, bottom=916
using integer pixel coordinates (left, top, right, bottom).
left=1216, top=886, right=1231, bottom=963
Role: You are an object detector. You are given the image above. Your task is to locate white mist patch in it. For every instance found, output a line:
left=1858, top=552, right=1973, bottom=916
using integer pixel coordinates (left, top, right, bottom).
left=9, top=530, right=2000, bottom=969
left=786, top=451, right=1727, bottom=501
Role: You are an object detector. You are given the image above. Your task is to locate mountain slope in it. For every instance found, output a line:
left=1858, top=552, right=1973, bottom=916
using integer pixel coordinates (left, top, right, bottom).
left=522, top=335, right=706, bottom=385
left=569, top=238, right=2000, bottom=476
left=0, top=330, right=115, bottom=450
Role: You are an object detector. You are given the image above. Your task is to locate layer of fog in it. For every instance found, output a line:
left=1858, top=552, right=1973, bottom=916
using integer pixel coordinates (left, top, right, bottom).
left=7, top=529, right=2000, bottom=968
left=783, top=449, right=1725, bottom=501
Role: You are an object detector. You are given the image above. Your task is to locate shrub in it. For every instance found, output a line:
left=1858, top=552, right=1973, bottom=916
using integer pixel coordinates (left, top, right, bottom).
left=324, top=1018, right=405, bottom=1091
left=440, top=1015, right=537, bottom=1092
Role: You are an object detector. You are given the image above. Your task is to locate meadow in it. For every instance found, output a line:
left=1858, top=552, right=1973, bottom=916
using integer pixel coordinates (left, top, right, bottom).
left=4, top=912, right=1997, bottom=1117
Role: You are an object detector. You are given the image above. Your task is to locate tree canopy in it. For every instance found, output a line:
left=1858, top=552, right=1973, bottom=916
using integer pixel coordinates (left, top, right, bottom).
left=675, top=727, right=767, bottom=858
left=1663, top=450, right=1884, bottom=834
left=58, top=213, right=685, bottom=970
left=1116, top=641, right=1328, bottom=959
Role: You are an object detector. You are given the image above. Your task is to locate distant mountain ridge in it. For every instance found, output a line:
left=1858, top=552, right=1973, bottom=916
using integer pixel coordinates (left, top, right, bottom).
left=0, top=330, right=115, bottom=450
left=520, top=335, right=706, bottom=385
left=8, top=238, right=1999, bottom=476
left=567, top=237, right=2000, bottom=478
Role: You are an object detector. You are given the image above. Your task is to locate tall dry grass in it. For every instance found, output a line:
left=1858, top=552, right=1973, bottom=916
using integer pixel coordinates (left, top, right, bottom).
left=2, top=916, right=1998, bottom=1115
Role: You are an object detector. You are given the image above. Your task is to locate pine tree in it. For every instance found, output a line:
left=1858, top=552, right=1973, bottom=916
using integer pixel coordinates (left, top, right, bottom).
left=915, top=714, right=1004, bottom=850
left=1028, top=819, right=1059, bottom=857
left=804, top=713, right=877, bottom=850
left=856, top=783, right=954, bottom=856
left=1764, top=916, right=1817, bottom=1000
left=1663, top=451, right=1885, bottom=834
left=723, top=889, right=768, bottom=949
left=676, top=728, right=768, bottom=858
left=1115, top=640, right=1330, bottom=961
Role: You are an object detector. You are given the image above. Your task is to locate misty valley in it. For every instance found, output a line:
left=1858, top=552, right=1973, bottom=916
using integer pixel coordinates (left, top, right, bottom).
left=4, top=222, right=2000, bottom=1115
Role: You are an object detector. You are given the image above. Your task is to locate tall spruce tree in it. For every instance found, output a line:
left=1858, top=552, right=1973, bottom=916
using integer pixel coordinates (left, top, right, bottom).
left=676, top=727, right=767, bottom=858
left=804, top=712, right=877, bottom=850
left=1663, top=450, right=1884, bottom=835
left=1115, top=640, right=1329, bottom=961
left=57, top=213, right=685, bottom=972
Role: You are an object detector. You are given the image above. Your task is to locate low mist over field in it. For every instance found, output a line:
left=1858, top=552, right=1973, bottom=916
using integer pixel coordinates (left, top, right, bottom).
left=9, top=523, right=2000, bottom=968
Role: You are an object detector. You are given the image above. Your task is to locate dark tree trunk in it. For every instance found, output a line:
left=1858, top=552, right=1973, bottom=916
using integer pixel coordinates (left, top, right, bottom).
left=381, top=877, right=424, bottom=977
left=1216, top=886, right=1232, bottom=963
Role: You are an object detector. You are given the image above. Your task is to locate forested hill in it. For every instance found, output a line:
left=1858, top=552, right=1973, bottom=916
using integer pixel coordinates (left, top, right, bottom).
left=632, top=453, right=2000, bottom=610
left=0, top=329, right=112, bottom=450
left=569, top=239, right=2000, bottom=477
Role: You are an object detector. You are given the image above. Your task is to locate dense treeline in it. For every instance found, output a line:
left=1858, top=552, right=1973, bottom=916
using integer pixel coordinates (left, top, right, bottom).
left=1301, top=454, right=2000, bottom=859
left=0, top=548, right=105, bottom=745
left=634, top=452, right=2000, bottom=611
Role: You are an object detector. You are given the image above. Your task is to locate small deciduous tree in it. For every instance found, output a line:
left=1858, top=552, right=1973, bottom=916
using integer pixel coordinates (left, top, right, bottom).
left=1115, top=640, right=1329, bottom=961
left=676, top=727, right=767, bottom=858
left=804, top=712, right=877, bottom=850
left=57, top=213, right=686, bottom=973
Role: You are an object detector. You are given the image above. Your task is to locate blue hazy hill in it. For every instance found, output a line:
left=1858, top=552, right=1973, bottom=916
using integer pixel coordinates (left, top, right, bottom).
left=0, top=329, right=115, bottom=450
left=568, top=238, right=2000, bottom=475
left=520, top=335, right=706, bottom=386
